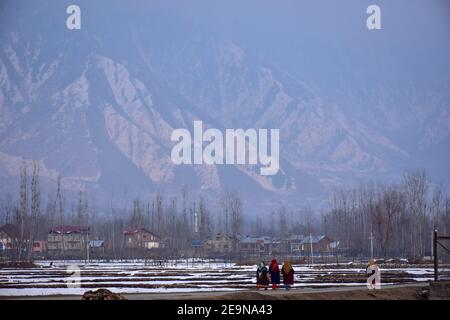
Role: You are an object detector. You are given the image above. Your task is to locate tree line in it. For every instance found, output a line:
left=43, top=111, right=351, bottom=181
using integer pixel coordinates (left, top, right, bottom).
left=0, top=162, right=246, bottom=259
left=1, top=162, right=449, bottom=260
left=322, top=170, right=450, bottom=258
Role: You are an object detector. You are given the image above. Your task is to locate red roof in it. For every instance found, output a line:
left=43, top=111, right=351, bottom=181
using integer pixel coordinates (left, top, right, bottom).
left=123, top=228, right=139, bottom=235
left=48, top=226, right=90, bottom=234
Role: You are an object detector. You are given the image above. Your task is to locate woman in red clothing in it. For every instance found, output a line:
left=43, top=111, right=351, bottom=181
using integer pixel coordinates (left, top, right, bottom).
left=281, top=260, right=294, bottom=290
left=268, top=259, right=280, bottom=290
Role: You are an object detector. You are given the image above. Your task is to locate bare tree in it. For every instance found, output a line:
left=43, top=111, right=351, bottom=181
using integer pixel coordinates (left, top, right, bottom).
left=198, top=196, right=211, bottom=240
left=55, top=175, right=65, bottom=257
left=219, top=190, right=242, bottom=252
left=402, top=170, right=429, bottom=257
left=155, top=193, right=163, bottom=236
left=131, top=197, right=144, bottom=230
left=28, top=162, right=40, bottom=260
left=181, top=186, right=188, bottom=229
left=1, top=194, right=14, bottom=225
left=278, top=206, right=288, bottom=239
left=431, top=183, right=445, bottom=229
left=76, top=190, right=88, bottom=225
left=17, top=161, right=28, bottom=261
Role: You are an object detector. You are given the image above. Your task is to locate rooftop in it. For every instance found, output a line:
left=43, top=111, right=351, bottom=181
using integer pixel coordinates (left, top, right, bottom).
left=239, top=236, right=272, bottom=244
left=123, top=228, right=158, bottom=237
left=48, top=226, right=90, bottom=234
left=301, top=235, right=327, bottom=244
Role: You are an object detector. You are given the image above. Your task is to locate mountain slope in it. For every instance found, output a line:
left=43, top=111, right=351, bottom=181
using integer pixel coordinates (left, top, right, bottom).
left=0, top=0, right=449, bottom=211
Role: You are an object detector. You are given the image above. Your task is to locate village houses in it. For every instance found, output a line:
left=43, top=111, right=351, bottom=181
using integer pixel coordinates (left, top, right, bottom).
left=123, top=228, right=162, bottom=250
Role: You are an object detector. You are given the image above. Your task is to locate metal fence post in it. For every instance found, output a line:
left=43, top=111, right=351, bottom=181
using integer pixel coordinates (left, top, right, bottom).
left=434, top=229, right=438, bottom=281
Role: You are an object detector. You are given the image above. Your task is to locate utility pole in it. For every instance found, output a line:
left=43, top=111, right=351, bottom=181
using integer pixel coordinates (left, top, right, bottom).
left=433, top=229, right=450, bottom=282
left=310, top=233, right=314, bottom=265
left=86, top=230, right=90, bottom=264
left=193, top=211, right=199, bottom=234
left=431, top=229, right=434, bottom=262
left=369, top=232, right=374, bottom=259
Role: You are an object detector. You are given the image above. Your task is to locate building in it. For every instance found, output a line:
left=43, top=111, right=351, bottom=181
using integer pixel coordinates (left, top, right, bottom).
left=206, top=234, right=234, bottom=255
left=270, top=237, right=287, bottom=254
left=330, top=240, right=340, bottom=251
left=123, top=228, right=161, bottom=249
left=191, top=239, right=204, bottom=247
left=238, top=236, right=272, bottom=255
left=89, top=240, right=105, bottom=258
left=47, top=226, right=89, bottom=257
left=285, top=234, right=306, bottom=254
left=0, top=224, right=19, bottom=251
left=89, top=240, right=105, bottom=249
left=300, top=235, right=333, bottom=254
left=32, top=241, right=47, bottom=254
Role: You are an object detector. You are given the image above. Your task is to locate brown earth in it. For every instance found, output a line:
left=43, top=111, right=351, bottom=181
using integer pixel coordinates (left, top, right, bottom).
left=2, top=283, right=433, bottom=300
left=0, top=261, right=36, bottom=268
left=121, top=283, right=431, bottom=300
left=211, top=286, right=428, bottom=300
left=82, top=289, right=127, bottom=300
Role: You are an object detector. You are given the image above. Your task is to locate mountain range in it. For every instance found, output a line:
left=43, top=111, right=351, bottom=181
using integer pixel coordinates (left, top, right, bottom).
left=0, top=0, right=449, bottom=212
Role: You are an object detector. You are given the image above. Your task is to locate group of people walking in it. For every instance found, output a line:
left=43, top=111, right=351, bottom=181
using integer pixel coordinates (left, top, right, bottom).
left=256, top=259, right=294, bottom=290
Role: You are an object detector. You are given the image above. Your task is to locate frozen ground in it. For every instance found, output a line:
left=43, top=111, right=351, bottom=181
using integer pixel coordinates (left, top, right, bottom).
left=0, top=260, right=449, bottom=296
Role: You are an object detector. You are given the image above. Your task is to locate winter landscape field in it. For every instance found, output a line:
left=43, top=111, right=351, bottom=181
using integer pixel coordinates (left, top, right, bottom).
left=1, top=260, right=449, bottom=297
left=1, top=0, right=450, bottom=307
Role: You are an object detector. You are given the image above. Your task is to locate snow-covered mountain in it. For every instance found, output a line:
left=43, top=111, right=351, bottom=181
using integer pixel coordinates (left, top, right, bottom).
left=0, top=0, right=449, bottom=210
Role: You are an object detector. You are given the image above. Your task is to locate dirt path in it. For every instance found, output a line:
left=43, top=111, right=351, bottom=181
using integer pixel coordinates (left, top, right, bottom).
left=126, top=283, right=428, bottom=300
left=5, top=283, right=429, bottom=300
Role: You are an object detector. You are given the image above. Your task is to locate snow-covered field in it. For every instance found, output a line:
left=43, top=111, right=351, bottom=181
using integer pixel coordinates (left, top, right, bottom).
left=0, top=260, right=448, bottom=296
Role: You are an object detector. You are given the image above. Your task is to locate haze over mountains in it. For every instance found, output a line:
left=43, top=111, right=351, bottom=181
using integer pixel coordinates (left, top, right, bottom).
left=0, top=0, right=449, bottom=212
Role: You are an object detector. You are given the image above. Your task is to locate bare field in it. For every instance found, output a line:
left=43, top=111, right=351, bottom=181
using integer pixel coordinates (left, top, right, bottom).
left=0, top=260, right=449, bottom=298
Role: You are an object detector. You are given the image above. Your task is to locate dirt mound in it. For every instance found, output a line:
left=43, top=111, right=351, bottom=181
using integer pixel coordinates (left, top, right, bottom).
left=82, top=289, right=127, bottom=300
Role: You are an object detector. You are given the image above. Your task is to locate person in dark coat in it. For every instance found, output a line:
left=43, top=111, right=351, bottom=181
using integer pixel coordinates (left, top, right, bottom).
left=281, top=260, right=294, bottom=290
left=256, top=261, right=269, bottom=290
left=268, top=259, right=280, bottom=289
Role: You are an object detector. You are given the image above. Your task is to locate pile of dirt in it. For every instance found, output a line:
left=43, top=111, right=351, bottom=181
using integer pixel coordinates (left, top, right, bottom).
left=82, top=289, right=127, bottom=300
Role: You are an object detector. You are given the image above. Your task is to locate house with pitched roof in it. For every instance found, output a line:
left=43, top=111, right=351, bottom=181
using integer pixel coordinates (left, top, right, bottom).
left=47, top=226, right=90, bottom=257
left=0, top=224, right=19, bottom=251
left=300, top=235, right=333, bottom=254
left=123, top=228, right=161, bottom=250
